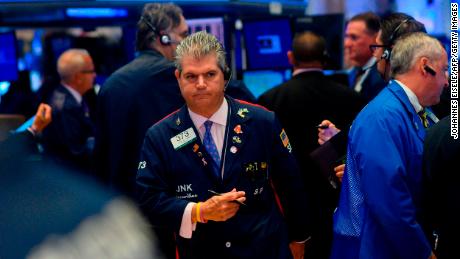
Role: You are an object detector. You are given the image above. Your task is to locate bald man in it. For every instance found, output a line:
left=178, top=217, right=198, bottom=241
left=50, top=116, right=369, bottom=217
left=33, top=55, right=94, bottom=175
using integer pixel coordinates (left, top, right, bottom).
left=258, top=31, right=365, bottom=259
left=41, top=48, right=96, bottom=173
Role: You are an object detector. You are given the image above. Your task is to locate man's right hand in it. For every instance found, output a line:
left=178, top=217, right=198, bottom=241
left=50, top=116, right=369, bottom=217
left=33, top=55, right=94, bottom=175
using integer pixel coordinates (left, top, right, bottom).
left=31, top=103, right=52, bottom=134
left=334, top=164, right=345, bottom=182
left=201, top=188, right=246, bottom=222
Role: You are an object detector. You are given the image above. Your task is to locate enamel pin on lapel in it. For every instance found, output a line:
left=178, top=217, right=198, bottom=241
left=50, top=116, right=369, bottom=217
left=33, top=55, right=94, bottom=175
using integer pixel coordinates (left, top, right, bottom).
left=232, top=136, right=242, bottom=144
left=234, top=125, right=243, bottom=134
left=230, top=146, right=238, bottom=154
left=237, top=108, right=249, bottom=118
left=193, top=144, right=199, bottom=153
left=176, top=117, right=181, bottom=126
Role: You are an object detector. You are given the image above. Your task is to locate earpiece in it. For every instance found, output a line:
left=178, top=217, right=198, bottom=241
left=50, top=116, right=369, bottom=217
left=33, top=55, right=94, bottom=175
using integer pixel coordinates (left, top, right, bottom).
left=141, top=16, right=173, bottom=46
left=381, top=18, right=414, bottom=61
left=381, top=49, right=391, bottom=61
left=424, top=65, right=437, bottom=76
left=223, top=66, right=232, bottom=91
left=223, top=66, right=232, bottom=81
left=160, top=34, right=173, bottom=45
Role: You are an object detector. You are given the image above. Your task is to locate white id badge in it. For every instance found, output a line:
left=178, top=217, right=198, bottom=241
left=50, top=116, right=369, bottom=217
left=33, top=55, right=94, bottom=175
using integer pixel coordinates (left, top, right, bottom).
left=170, top=127, right=197, bottom=150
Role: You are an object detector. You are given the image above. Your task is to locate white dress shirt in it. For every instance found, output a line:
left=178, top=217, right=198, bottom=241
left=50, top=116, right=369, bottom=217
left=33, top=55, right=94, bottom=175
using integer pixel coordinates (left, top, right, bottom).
left=395, top=80, right=439, bottom=123
left=179, top=98, right=228, bottom=238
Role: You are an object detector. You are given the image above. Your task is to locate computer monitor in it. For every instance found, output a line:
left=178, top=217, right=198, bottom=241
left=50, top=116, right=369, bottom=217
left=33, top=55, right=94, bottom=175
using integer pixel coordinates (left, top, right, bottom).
left=243, top=18, right=292, bottom=70
left=243, top=69, right=291, bottom=99
left=295, top=14, right=345, bottom=70
left=187, top=17, right=225, bottom=44
left=0, top=31, right=19, bottom=82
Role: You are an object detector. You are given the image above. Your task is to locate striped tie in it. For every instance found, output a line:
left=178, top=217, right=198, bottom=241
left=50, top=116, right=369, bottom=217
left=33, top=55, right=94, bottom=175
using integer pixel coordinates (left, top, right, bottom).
left=418, top=109, right=429, bottom=128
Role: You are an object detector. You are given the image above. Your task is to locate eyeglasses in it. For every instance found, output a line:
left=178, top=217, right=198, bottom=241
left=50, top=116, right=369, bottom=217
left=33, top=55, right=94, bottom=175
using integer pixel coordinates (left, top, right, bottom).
left=80, top=69, right=95, bottom=74
left=369, top=44, right=389, bottom=52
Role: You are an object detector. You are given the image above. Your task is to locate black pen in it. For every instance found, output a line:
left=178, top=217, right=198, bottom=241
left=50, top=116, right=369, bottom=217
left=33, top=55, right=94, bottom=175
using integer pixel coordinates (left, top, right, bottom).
left=316, top=124, right=329, bottom=129
left=208, top=189, right=246, bottom=206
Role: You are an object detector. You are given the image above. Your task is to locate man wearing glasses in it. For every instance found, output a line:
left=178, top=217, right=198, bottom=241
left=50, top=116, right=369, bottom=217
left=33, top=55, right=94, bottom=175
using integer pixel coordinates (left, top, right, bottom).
left=42, top=48, right=96, bottom=173
left=369, top=13, right=426, bottom=82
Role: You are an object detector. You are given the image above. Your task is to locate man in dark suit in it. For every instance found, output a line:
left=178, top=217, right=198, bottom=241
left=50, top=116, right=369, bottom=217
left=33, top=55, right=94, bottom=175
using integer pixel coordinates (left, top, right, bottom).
left=41, top=49, right=96, bottom=172
left=95, top=5, right=188, bottom=257
left=95, top=3, right=188, bottom=196
left=422, top=116, right=460, bottom=259
left=258, top=31, right=364, bottom=258
left=136, top=31, right=310, bottom=259
left=345, top=12, right=386, bottom=102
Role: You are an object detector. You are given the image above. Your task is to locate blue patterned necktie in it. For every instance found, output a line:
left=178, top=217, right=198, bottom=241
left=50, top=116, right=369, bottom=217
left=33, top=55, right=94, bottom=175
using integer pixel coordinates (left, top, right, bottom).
left=203, top=120, right=221, bottom=177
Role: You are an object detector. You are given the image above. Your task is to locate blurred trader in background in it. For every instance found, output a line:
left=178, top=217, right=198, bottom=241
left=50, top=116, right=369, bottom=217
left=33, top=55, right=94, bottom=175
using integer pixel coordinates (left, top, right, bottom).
left=95, top=2, right=188, bottom=197
left=318, top=13, right=427, bottom=182
left=41, top=49, right=96, bottom=174
left=258, top=31, right=364, bottom=259
left=344, top=12, right=386, bottom=102
left=372, top=13, right=426, bottom=82
left=331, top=32, right=447, bottom=259
left=136, top=31, right=310, bottom=259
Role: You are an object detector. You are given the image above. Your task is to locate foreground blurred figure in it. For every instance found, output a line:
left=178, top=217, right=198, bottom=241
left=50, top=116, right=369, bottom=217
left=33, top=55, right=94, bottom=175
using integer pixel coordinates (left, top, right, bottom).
left=0, top=104, right=160, bottom=259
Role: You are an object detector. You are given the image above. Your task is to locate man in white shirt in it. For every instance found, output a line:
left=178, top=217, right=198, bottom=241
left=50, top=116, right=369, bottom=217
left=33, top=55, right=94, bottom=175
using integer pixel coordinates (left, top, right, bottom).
left=345, top=12, right=386, bottom=102
left=42, top=49, right=96, bottom=172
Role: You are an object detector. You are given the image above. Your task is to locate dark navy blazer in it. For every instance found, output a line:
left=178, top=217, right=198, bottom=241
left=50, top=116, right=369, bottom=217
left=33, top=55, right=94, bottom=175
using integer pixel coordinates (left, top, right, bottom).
left=136, top=97, right=310, bottom=259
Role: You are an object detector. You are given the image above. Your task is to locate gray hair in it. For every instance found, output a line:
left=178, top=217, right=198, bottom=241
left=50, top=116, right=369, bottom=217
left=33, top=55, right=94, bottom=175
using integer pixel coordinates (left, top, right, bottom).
left=390, top=32, right=444, bottom=77
left=174, top=31, right=227, bottom=73
left=57, top=48, right=90, bottom=82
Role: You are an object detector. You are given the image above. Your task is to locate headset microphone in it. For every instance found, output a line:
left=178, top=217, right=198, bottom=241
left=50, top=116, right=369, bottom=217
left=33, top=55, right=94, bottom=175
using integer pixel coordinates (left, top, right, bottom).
left=141, top=16, right=174, bottom=46
left=424, top=65, right=437, bottom=76
left=223, top=67, right=232, bottom=91
left=381, top=18, right=414, bottom=61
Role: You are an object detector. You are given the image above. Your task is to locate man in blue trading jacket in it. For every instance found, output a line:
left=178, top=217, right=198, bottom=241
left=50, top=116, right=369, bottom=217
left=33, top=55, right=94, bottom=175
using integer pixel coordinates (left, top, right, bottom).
left=331, top=32, right=448, bottom=259
left=136, top=31, right=310, bottom=259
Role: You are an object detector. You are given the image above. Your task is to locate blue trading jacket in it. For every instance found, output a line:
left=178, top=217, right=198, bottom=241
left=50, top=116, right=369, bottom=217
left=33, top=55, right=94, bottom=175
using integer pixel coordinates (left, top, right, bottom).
left=331, top=81, right=433, bottom=259
left=136, top=96, right=310, bottom=259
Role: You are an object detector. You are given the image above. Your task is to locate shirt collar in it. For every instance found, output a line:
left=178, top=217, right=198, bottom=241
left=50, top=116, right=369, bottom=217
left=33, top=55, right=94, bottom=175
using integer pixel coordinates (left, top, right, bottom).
left=62, top=83, right=82, bottom=105
left=394, top=79, right=423, bottom=113
left=362, top=57, right=377, bottom=71
left=292, top=68, right=323, bottom=77
left=188, top=98, right=228, bottom=129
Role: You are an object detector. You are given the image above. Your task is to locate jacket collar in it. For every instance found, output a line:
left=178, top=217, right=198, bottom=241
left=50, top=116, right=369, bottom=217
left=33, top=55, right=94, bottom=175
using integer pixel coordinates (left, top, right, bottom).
left=387, top=80, right=427, bottom=140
